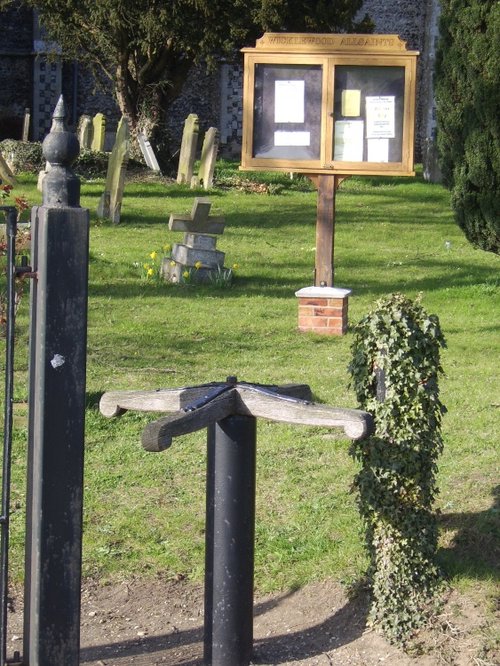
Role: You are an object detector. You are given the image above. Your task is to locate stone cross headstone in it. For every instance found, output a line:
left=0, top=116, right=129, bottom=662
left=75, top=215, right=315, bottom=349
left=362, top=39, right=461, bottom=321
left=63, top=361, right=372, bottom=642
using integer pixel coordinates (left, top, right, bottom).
left=192, top=127, right=219, bottom=190
left=77, top=115, right=93, bottom=150
left=96, top=117, right=130, bottom=224
left=91, top=112, right=106, bottom=151
left=22, top=108, right=31, bottom=141
left=138, top=132, right=161, bottom=172
left=176, top=113, right=199, bottom=185
left=164, top=198, right=227, bottom=284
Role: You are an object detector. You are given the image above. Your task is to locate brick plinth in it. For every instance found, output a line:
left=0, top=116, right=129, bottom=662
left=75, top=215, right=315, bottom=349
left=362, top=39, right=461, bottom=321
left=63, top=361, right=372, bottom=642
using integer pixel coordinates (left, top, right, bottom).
left=295, top=286, right=351, bottom=336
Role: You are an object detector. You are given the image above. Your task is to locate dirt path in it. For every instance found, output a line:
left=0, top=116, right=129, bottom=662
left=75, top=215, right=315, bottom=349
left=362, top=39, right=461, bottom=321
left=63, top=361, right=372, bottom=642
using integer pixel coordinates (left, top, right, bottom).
left=7, top=578, right=495, bottom=665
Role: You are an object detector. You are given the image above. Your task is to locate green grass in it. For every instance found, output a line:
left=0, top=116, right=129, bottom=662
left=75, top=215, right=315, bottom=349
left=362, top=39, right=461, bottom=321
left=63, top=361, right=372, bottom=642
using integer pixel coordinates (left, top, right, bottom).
left=2, top=166, right=499, bottom=605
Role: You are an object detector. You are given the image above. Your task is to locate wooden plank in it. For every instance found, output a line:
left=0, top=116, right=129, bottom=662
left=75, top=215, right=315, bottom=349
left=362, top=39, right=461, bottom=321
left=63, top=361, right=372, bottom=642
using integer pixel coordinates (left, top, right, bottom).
left=99, top=385, right=221, bottom=417
left=141, top=391, right=236, bottom=452
left=234, top=387, right=373, bottom=439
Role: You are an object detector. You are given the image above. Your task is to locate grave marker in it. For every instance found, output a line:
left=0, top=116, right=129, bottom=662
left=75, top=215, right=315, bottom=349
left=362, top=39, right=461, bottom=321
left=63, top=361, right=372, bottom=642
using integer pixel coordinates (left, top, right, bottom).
left=138, top=132, right=161, bottom=172
left=164, top=198, right=227, bottom=283
left=0, top=151, right=16, bottom=186
left=22, top=108, right=31, bottom=141
left=90, top=113, right=106, bottom=151
left=96, top=117, right=130, bottom=224
left=193, top=127, right=219, bottom=190
left=77, top=115, right=93, bottom=150
left=176, top=113, right=199, bottom=184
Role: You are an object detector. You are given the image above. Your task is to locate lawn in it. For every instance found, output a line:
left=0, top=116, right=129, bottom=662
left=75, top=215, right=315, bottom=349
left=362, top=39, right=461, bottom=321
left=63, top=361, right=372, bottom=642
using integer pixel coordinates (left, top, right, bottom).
left=2, top=165, right=499, bottom=613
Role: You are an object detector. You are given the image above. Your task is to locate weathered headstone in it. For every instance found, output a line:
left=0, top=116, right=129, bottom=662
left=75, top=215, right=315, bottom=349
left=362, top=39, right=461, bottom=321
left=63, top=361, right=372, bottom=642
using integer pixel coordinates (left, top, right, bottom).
left=96, top=117, right=130, bottom=224
left=0, top=150, right=16, bottom=185
left=423, top=137, right=442, bottom=183
left=22, top=108, right=31, bottom=141
left=138, top=132, right=161, bottom=172
left=37, top=161, right=51, bottom=192
left=77, top=115, right=93, bottom=150
left=176, top=113, right=199, bottom=184
left=91, top=112, right=106, bottom=151
left=192, top=127, right=219, bottom=190
left=164, top=198, right=228, bottom=283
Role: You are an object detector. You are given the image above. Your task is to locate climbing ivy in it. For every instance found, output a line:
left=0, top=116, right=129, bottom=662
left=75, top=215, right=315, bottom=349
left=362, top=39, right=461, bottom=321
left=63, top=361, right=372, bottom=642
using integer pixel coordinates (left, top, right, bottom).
left=348, top=293, right=446, bottom=644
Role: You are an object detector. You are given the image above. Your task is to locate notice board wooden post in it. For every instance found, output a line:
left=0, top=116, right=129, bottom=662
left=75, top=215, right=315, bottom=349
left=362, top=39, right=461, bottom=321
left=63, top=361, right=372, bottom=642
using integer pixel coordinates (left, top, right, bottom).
left=313, top=174, right=346, bottom=287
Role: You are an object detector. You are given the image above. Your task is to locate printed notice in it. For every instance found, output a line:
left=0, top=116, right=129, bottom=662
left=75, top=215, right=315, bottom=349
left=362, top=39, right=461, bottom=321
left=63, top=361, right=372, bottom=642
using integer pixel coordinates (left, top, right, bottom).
left=341, top=89, right=361, bottom=117
left=334, top=120, right=364, bottom=161
left=365, top=96, right=395, bottom=138
left=367, top=138, right=389, bottom=162
left=275, top=80, right=305, bottom=123
left=274, top=131, right=310, bottom=147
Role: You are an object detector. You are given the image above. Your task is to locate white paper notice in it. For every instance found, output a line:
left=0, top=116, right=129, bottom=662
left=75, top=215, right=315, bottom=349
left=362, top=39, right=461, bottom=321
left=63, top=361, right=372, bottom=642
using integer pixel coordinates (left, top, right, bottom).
left=334, top=120, right=364, bottom=161
left=275, top=80, right=305, bottom=123
left=366, top=96, right=395, bottom=138
left=367, top=138, right=389, bottom=162
left=274, top=131, right=310, bottom=147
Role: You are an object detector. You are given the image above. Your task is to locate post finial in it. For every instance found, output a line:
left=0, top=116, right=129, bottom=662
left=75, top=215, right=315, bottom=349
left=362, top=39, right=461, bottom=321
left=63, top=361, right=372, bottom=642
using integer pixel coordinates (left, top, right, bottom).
left=42, top=95, right=81, bottom=207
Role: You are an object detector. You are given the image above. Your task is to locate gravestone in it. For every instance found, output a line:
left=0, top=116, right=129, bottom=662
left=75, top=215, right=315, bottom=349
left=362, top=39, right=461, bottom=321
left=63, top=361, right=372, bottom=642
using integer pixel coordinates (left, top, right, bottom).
left=138, top=132, right=161, bottom=172
left=22, top=108, right=31, bottom=141
left=192, top=127, right=219, bottom=190
left=163, top=198, right=228, bottom=283
left=37, top=162, right=51, bottom=191
left=96, top=117, right=130, bottom=224
left=0, top=150, right=16, bottom=185
left=176, top=113, right=199, bottom=184
left=91, top=112, right=106, bottom=151
left=77, top=115, right=93, bottom=150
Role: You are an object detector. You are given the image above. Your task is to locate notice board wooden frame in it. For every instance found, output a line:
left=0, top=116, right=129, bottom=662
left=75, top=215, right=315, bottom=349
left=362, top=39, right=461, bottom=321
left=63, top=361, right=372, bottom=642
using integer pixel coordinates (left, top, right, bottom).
left=241, top=33, right=419, bottom=177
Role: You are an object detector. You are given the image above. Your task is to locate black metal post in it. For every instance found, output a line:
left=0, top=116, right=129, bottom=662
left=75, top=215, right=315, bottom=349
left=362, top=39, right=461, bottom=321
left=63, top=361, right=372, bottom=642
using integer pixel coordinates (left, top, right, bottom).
left=0, top=207, right=18, bottom=666
left=23, top=96, right=89, bottom=666
left=204, top=415, right=256, bottom=666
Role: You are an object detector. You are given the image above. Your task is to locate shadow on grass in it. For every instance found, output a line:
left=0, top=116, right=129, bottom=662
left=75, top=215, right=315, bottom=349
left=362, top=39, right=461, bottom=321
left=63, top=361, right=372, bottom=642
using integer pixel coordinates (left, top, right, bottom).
left=87, top=256, right=499, bottom=302
left=437, top=484, right=500, bottom=581
left=79, top=587, right=370, bottom=665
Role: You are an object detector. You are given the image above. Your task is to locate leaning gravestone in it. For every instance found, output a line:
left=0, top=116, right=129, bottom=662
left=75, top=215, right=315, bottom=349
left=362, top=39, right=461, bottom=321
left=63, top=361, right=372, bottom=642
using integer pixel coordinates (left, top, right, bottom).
left=176, top=113, right=199, bottom=185
left=0, top=150, right=16, bottom=185
left=192, top=127, right=219, bottom=190
left=96, top=117, right=130, bottom=224
left=77, top=115, right=93, bottom=150
left=91, top=113, right=106, bottom=151
left=163, top=198, right=227, bottom=283
left=138, top=132, right=161, bottom=172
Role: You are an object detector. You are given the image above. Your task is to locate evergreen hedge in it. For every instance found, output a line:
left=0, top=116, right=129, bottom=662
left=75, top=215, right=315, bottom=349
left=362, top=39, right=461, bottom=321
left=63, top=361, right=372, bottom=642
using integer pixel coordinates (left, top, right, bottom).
left=435, top=0, right=499, bottom=254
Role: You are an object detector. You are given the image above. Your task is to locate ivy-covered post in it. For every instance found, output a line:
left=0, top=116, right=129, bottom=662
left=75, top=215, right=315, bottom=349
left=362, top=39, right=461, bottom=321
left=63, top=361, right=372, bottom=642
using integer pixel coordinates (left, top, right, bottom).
left=348, top=293, right=446, bottom=643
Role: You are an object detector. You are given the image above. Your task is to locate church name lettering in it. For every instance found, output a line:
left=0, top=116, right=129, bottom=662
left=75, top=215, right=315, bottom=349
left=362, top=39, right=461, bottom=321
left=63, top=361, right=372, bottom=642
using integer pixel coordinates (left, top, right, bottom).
left=266, top=35, right=396, bottom=48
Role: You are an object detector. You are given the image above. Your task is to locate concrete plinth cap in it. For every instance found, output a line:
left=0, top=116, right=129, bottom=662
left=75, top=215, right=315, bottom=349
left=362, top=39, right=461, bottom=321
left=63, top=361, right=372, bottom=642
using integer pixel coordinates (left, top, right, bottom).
left=295, top=286, right=352, bottom=298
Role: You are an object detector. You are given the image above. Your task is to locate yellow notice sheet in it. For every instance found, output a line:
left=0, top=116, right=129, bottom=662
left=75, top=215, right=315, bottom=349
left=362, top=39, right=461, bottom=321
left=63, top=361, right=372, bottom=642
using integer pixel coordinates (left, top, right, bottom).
left=341, top=90, right=361, bottom=117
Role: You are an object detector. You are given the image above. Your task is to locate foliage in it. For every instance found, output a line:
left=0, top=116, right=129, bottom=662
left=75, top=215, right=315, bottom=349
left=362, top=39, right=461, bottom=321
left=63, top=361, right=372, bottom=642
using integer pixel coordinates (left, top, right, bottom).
left=435, top=0, right=500, bottom=254
left=0, top=184, right=30, bottom=336
left=23, top=0, right=373, bottom=166
left=0, top=140, right=44, bottom=173
left=138, top=245, right=172, bottom=282
left=74, top=149, right=110, bottom=179
left=348, top=293, right=447, bottom=643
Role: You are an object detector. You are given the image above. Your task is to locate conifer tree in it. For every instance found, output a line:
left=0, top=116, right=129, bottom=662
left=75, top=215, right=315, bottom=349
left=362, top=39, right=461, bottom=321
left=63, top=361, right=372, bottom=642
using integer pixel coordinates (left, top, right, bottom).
left=435, top=0, right=499, bottom=253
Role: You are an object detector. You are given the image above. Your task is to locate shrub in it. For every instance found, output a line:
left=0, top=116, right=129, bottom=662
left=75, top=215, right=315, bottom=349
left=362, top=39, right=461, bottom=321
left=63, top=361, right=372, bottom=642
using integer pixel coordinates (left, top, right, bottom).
left=435, top=0, right=500, bottom=254
left=348, top=293, right=446, bottom=644
left=0, top=140, right=44, bottom=173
